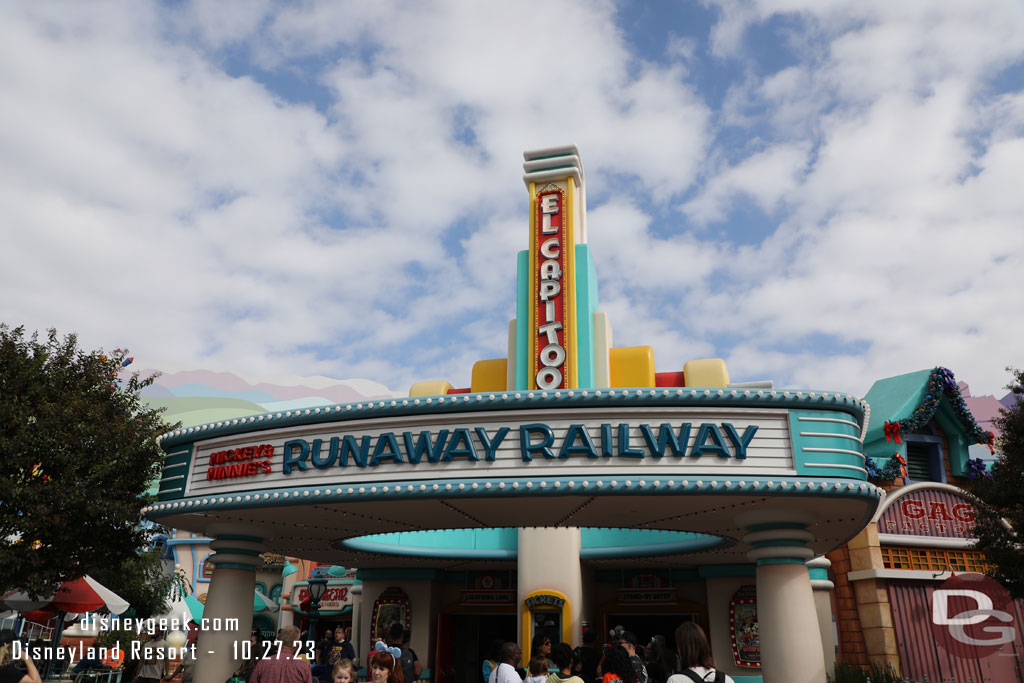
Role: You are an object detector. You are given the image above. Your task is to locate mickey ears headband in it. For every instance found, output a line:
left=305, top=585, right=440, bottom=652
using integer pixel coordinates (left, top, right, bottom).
left=375, top=641, right=402, bottom=663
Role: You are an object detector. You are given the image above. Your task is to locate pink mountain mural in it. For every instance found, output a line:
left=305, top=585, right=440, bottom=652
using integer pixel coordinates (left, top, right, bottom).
left=144, top=369, right=397, bottom=405
left=959, top=381, right=1018, bottom=438
left=137, top=369, right=400, bottom=429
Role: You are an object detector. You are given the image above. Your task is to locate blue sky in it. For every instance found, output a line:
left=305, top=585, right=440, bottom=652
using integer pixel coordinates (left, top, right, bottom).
left=1, top=0, right=1022, bottom=398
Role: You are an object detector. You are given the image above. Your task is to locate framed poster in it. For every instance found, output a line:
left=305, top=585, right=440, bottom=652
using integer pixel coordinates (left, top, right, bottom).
left=370, top=587, right=410, bottom=643
left=728, top=586, right=760, bottom=668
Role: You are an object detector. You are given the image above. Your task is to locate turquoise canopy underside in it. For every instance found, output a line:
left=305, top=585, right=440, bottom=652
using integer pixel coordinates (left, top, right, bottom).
left=340, top=527, right=727, bottom=560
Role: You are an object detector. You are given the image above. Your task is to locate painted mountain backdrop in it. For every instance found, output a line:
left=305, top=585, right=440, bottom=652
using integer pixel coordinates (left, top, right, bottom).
left=140, top=369, right=399, bottom=428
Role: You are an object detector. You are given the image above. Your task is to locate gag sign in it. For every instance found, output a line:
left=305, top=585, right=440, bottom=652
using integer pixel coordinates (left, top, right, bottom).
left=880, top=489, right=976, bottom=537
left=534, top=187, right=569, bottom=390
left=931, top=573, right=1016, bottom=659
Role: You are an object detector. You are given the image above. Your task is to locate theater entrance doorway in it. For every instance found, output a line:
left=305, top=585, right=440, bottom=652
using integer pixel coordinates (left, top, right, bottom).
left=437, top=613, right=517, bottom=683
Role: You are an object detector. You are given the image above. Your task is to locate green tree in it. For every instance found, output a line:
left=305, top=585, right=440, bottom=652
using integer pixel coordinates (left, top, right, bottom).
left=89, top=546, right=174, bottom=619
left=0, top=325, right=177, bottom=601
left=968, top=367, right=1024, bottom=599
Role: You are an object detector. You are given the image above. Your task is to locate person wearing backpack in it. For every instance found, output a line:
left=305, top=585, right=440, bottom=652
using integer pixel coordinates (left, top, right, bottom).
left=666, top=623, right=734, bottom=683
left=388, top=625, right=422, bottom=683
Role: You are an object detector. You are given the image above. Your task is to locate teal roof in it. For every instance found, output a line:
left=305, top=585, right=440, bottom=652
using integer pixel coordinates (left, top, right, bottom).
left=862, top=367, right=993, bottom=480
left=863, top=368, right=933, bottom=443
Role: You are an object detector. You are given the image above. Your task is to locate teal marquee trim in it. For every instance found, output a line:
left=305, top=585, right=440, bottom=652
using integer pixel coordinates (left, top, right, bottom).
left=338, top=527, right=728, bottom=561
left=756, top=557, right=809, bottom=566
left=146, top=475, right=883, bottom=517
left=342, top=537, right=518, bottom=560
left=515, top=249, right=530, bottom=391
left=157, top=387, right=867, bottom=451
left=789, top=409, right=867, bottom=480
left=808, top=567, right=829, bottom=581
left=574, top=244, right=598, bottom=389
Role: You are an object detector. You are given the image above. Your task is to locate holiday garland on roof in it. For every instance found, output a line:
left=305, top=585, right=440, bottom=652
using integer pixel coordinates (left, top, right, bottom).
left=882, top=366, right=995, bottom=453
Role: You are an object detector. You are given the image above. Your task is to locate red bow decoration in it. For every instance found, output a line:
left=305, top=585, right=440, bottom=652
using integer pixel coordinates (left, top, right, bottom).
left=884, top=421, right=902, bottom=444
left=986, top=432, right=995, bottom=454
left=893, top=453, right=908, bottom=478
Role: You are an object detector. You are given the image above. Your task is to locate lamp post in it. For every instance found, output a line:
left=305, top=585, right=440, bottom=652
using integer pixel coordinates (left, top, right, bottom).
left=307, top=576, right=328, bottom=644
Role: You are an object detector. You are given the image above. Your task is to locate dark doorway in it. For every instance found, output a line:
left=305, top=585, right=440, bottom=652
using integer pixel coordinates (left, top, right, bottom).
left=450, top=613, right=517, bottom=683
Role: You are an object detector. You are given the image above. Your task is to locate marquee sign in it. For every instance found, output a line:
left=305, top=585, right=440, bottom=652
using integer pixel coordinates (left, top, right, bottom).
left=206, top=444, right=275, bottom=481
left=617, top=589, right=678, bottom=605
left=183, top=408, right=794, bottom=496
left=533, top=187, right=570, bottom=390
left=879, top=488, right=977, bottom=538
left=460, top=590, right=516, bottom=605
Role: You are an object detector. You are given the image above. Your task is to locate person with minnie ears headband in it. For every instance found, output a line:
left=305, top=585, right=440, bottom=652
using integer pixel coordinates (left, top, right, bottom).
left=369, top=642, right=404, bottom=683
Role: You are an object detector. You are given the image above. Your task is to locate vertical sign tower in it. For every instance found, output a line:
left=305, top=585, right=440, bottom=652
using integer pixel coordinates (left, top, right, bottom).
left=518, top=145, right=596, bottom=390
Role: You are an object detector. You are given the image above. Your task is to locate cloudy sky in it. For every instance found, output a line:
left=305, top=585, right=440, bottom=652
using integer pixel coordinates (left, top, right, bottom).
left=2, top=0, right=1022, bottom=398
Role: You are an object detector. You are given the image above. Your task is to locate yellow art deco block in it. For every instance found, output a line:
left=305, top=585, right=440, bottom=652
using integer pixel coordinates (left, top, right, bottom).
left=471, top=358, right=508, bottom=393
left=683, top=359, right=730, bottom=388
left=609, top=346, right=656, bottom=388
left=409, top=380, right=454, bottom=397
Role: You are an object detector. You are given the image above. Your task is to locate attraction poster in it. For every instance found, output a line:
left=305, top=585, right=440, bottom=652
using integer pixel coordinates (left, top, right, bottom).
left=729, top=585, right=761, bottom=668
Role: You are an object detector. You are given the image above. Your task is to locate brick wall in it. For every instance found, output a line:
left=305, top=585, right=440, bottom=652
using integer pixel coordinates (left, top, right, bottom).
left=826, top=545, right=868, bottom=666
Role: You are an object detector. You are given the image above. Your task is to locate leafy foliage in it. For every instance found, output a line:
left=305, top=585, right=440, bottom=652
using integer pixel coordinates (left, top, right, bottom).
left=89, top=546, right=173, bottom=619
left=0, top=325, right=177, bottom=598
left=968, top=367, right=1024, bottom=599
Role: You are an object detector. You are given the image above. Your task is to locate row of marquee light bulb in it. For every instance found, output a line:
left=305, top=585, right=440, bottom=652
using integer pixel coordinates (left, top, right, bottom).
left=142, top=479, right=882, bottom=516
left=157, top=387, right=870, bottom=442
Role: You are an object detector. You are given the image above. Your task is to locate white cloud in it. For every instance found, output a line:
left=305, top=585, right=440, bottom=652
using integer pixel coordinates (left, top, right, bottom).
left=683, top=143, right=809, bottom=225
left=1, top=0, right=1022, bottom=402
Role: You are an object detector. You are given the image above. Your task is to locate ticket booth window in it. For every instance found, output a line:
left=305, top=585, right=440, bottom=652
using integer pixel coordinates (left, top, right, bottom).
left=531, top=610, right=561, bottom=650
left=522, top=590, right=572, bottom=650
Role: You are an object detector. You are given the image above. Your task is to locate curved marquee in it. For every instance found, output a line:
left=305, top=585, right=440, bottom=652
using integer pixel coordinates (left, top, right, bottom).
left=145, top=389, right=882, bottom=568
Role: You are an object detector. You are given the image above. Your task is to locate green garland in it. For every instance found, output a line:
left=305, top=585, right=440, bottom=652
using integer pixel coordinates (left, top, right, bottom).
left=865, top=454, right=905, bottom=481
left=895, top=367, right=993, bottom=448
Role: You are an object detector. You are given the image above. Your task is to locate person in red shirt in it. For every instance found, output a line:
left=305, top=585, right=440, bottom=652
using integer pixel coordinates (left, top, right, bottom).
left=250, top=626, right=312, bottom=683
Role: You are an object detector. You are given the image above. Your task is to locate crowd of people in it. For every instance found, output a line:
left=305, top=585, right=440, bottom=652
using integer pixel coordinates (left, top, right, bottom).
left=0, top=618, right=731, bottom=683
left=482, top=623, right=734, bottom=683
left=222, top=623, right=419, bottom=683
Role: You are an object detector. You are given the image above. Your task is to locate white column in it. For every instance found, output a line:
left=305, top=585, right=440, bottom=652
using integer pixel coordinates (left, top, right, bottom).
left=193, top=524, right=268, bottom=683
left=736, top=511, right=825, bottom=683
left=517, top=527, right=582, bottom=646
left=807, top=556, right=836, bottom=675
